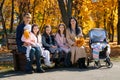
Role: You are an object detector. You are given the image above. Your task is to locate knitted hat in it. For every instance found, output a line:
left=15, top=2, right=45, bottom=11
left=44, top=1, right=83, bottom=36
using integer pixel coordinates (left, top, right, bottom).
left=24, top=24, right=32, bottom=32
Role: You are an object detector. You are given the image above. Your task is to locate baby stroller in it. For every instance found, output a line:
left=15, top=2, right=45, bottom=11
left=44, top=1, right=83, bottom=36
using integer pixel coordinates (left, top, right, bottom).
left=87, top=28, right=113, bottom=68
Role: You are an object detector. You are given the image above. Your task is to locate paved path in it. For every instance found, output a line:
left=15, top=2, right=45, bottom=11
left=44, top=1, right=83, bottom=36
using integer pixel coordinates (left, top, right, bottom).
left=0, top=61, right=120, bottom=80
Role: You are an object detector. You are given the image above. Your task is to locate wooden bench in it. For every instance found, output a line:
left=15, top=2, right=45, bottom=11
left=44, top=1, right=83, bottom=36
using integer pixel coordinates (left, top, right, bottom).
left=8, top=33, right=45, bottom=71
left=7, top=33, right=27, bottom=71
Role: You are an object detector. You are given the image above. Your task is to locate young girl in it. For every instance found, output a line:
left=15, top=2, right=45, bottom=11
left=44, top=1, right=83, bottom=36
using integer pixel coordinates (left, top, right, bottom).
left=55, top=23, right=71, bottom=67
left=42, top=25, right=63, bottom=66
left=31, top=24, right=52, bottom=67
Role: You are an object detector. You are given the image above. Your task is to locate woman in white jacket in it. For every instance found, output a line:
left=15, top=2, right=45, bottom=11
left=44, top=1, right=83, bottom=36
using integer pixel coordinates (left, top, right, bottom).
left=31, top=24, right=52, bottom=67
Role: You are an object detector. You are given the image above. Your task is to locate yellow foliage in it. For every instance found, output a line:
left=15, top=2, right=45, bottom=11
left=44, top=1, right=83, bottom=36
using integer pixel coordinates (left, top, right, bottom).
left=0, top=0, right=118, bottom=37
left=75, top=37, right=85, bottom=47
left=23, top=30, right=30, bottom=39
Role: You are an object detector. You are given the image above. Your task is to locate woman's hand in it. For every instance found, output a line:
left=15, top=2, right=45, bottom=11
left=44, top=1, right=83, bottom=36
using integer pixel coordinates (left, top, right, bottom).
left=77, top=34, right=83, bottom=37
left=72, top=43, right=76, bottom=46
left=51, top=45, right=57, bottom=48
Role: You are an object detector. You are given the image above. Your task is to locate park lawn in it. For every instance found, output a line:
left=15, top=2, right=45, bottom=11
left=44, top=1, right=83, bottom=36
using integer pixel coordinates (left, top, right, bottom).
left=0, top=64, right=14, bottom=72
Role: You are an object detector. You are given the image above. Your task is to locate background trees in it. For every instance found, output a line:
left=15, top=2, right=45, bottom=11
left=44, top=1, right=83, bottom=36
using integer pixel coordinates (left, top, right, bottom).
left=0, top=0, right=119, bottom=44
left=117, top=0, right=120, bottom=44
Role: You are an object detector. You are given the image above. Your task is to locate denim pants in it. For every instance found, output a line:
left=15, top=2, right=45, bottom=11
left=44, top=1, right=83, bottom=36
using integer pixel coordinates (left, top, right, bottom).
left=18, top=46, right=42, bottom=71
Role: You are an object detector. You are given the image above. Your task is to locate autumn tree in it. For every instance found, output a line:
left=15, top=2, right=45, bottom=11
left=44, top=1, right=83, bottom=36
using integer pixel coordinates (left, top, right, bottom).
left=117, top=0, right=120, bottom=44
left=10, top=0, right=14, bottom=33
left=0, top=0, right=7, bottom=36
left=57, top=0, right=72, bottom=27
left=0, top=0, right=118, bottom=44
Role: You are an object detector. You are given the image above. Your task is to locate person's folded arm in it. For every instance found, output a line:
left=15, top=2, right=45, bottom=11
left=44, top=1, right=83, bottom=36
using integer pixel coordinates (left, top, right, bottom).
left=42, top=36, right=52, bottom=48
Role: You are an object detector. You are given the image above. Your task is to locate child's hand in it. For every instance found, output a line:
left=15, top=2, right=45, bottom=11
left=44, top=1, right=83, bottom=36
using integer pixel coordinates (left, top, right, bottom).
left=23, top=42, right=31, bottom=46
left=51, top=45, right=57, bottom=48
left=31, top=40, right=35, bottom=42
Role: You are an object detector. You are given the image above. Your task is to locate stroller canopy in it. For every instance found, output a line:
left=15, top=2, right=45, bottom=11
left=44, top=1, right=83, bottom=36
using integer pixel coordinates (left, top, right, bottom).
left=89, top=28, right=107, bottom=43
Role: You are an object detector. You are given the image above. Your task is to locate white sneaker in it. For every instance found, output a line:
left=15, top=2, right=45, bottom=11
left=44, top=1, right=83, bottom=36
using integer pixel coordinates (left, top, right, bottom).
left=27, top=57, right=30, bottom=61
left=45, top=62, right=52, bottom=67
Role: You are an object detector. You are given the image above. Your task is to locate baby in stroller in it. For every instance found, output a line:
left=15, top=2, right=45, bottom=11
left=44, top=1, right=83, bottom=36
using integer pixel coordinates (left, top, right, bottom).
left=89, top=28, right=112, bottom=68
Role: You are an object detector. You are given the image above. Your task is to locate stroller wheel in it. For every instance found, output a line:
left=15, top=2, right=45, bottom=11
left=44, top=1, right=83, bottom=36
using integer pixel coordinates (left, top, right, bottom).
left=106, top=58, right=113, bottom=68
left=94, top=61, right=101, bottom=68
left=106, top=62, right=113, bottom=68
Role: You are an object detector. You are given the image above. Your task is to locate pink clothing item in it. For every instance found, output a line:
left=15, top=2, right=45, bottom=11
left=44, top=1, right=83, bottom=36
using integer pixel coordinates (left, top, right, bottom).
left=21, top=32, right=36, bottom=46
left=55, top=33, right=70, bottom=53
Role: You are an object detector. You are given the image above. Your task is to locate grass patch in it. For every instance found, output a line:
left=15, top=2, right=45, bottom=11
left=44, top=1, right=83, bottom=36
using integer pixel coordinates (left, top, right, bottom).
left=0, top=64, right=14, bottom=72
left=111, top=56, right=120, bottom=62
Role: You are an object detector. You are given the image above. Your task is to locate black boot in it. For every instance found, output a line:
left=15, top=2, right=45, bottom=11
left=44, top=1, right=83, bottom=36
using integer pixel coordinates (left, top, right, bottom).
left=25, top=60, right=33, bottom=74
left=81, top=58, right=87, bottom=69
left=64, top=52, right=71, bottom=67
left=78, top=58, right=82, bottom=69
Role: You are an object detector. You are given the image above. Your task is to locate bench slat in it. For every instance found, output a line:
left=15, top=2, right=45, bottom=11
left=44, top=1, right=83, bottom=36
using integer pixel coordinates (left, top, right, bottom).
left=7, top=34, right=16, bottom=38
left=8, top=39, right=16, bottom=44
left=8, top=45, right=17, bottom=50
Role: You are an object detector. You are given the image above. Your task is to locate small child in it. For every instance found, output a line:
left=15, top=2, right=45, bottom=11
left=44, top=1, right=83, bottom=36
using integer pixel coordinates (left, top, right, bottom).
left=21, top=24, right=35, bottom=61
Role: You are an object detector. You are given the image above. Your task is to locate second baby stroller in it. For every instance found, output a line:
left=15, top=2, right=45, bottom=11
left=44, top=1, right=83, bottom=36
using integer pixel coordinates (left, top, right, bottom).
left=87, top=28, right=113, bottom=68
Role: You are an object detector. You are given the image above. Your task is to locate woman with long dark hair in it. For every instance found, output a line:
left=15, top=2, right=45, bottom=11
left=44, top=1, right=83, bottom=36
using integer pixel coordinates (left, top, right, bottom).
left=66, top=17, right=87, bottom=68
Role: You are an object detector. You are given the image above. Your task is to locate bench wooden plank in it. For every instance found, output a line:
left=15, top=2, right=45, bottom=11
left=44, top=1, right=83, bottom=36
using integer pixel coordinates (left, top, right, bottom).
left=8, top=39, right=16, bottom=44
left=7, top=34, right=16, bottom=39
left=8, top=45, right=17, bottom=50
left=7, top=33, right=26, bottom=71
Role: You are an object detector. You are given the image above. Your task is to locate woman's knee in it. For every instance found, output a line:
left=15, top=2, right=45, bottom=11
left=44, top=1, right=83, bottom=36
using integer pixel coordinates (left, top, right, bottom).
left=30, top=48, right=36, bottom=52
left=30, top=48, right=36, bottom=55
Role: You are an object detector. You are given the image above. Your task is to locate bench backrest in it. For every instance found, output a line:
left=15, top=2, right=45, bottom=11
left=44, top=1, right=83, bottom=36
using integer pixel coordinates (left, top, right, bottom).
left=7, top=33, right=17, bottom=50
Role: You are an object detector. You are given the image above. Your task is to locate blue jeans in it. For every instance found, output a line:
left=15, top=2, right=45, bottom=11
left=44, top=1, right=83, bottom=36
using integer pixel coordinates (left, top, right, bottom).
left=18, top=46, right=42, bottom=72
left=31, top=47, right=41, bottom=70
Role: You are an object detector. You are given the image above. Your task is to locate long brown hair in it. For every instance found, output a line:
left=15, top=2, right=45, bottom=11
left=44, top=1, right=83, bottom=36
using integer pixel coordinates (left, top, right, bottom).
left=31, top=24, right=40, bottom=36
left=57, top=23, right=66, bottom=37
left=43, top=25, right=52, bottom=35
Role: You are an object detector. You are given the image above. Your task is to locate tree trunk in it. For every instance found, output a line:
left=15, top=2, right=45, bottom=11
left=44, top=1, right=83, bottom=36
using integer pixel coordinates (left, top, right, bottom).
left=57, top=0, right=72, bottom=27
left=0, top=0, right=9, bottom=48
left=18, top=2, right=23, bottom=24
left=27, top=0, right=30, bottom=13
left=32, top=0, right=37, bottom=24
left=10, top=0, right=14, bottom=33
left=67, top=0, right=72, bottom=19
left=117, top=0, right=120, bottom=44
left=104, top=9, right=107, bottom=30
left=110, top=22, right=114, bottom=42
left=18, top=1, right=29, bottom=24
left=0, top=0, right=7, bottom=36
